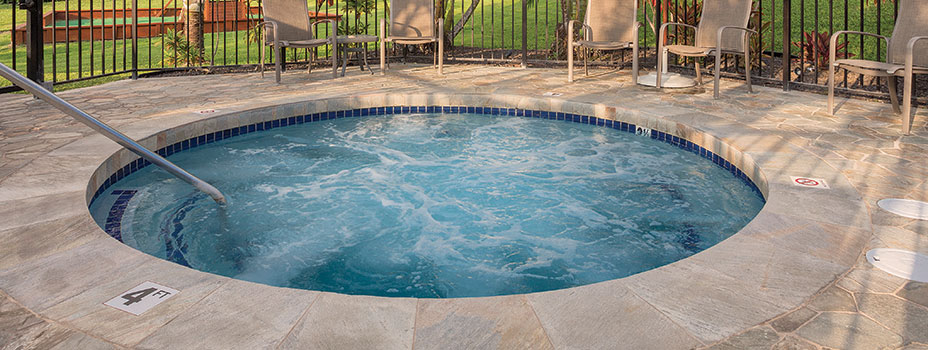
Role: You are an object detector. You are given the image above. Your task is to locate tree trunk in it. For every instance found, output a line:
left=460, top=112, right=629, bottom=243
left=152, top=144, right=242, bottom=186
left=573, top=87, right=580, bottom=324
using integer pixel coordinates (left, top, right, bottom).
left=449, top=0, right=480, bottom=40
left=183, top=0, right=205, bottom=62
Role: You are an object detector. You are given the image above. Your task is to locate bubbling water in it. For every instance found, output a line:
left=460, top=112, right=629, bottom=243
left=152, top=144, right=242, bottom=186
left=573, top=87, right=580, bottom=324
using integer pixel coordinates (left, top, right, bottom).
left=91, top=113, right=764, bottom=298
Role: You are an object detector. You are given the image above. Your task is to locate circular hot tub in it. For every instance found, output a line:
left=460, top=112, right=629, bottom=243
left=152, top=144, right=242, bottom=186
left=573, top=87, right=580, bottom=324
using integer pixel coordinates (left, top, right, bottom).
left=88, top=103, right=764, bottom=298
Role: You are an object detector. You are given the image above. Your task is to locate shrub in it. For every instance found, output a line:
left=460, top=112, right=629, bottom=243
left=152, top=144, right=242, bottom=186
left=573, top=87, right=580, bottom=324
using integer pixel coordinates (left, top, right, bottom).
left=793, top=30, right=854, bottom=68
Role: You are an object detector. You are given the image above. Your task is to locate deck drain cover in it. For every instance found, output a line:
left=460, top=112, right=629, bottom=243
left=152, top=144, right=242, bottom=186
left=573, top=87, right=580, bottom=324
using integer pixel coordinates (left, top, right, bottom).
left=866, top=249, right=928, bottom=283
left=878, top=199, right=928, bottom=220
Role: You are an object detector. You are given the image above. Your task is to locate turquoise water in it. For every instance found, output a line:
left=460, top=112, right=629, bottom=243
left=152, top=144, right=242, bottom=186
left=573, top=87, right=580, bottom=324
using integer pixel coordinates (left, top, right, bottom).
left=90, top=113, right=764, bottom=298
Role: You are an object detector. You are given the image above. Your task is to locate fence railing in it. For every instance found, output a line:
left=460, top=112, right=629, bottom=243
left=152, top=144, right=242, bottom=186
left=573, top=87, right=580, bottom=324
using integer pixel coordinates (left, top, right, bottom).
left=0, top=0, right=910, bottom=99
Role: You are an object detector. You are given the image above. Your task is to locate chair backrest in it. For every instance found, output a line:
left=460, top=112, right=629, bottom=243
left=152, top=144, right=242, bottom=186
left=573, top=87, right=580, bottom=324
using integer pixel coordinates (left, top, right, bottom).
left=584, top=0, right=638, bottom=43
left=262, top=0, right=313, bottom=42
left=390, top=0, right=435, bottom=38
left=889, top=0, right=928, bottom=66
left=695, top=0, right=753, bottom=52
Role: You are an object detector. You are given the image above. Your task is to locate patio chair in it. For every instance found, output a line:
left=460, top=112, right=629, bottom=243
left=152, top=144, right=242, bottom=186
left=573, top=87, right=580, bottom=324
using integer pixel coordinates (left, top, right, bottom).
left=379, top=0, right=444, bottom=75
left=656, top=0, right=756, bottom=99
left=567, top=0, right=641, bottom=83
left=258, top=0, right=337, bottom=83
left=827, top=0, right=928, bottom=134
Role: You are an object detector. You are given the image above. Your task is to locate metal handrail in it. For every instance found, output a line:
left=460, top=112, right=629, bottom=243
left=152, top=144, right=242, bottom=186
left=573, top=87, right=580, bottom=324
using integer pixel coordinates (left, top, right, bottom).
left=0, top=63, right=227, bottom=204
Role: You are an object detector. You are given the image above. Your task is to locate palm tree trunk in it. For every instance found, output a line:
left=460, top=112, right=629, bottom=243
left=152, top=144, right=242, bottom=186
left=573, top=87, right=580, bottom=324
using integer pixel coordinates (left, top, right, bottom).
left=449, top=0, right=480, bottom=39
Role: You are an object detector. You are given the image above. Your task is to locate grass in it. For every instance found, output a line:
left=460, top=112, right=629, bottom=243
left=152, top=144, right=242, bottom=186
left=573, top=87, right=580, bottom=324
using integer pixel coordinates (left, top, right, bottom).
left=0, top=0, right=903, bottom=89
left=1, top=0, right=172, bottom=30
left=0, top=27, right=328, bottom=87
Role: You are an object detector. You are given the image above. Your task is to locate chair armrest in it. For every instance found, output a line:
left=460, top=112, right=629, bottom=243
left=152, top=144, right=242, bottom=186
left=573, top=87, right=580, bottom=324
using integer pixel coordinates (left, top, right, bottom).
left=830, top=30, right=889, bottom=45
left=580, top=23, right=593, bottom=41
left=309, top=19, right=336, bottom=42
left=257, top=21, right=279, bottom=46
left=905, top=36, right=928, bottom=72
left=311, top=19, right=337, bottom=29
left=716, top=26, right=757, bottom=52
left=658, top=22, right=697, bottom=46
left=830, top=31, right=889, bottom=64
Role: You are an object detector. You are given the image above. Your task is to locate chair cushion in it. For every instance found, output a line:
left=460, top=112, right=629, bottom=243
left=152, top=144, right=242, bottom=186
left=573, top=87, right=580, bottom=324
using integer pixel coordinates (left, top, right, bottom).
left=574, top=40, right=632, bottom=50
left=385, top=36, right=438, bottom=44
left=262, top=0, right=312, bottom=42
left=835, top=59, right=928, bottom=76
left=665, top=45, right=714, bottom=56
left=279, top=38, right=330, bottom=47
left=887, top=1, right=928, bottom=66
left=695, top=0, right=753, bottom=52
left=390, top=0, right=434, bottom=39
left=585, top=0, right=637, bottom=44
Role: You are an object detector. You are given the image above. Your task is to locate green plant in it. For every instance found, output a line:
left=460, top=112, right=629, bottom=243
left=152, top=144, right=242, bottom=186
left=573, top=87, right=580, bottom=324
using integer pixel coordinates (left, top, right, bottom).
left=748, top=6, right=772, bottom=69
left=159, top=28, right=207, bottom=66
left=793, top=30, right=854, bottom=68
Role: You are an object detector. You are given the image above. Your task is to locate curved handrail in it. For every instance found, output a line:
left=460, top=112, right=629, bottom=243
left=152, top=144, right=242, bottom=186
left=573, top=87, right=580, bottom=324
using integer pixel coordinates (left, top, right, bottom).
left=0, top=63, right=227, bottom=204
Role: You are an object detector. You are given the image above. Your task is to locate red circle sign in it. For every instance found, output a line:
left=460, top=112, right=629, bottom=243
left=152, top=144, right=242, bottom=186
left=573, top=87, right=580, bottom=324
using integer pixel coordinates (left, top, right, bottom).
left=794, top=177, right=819, bottom=186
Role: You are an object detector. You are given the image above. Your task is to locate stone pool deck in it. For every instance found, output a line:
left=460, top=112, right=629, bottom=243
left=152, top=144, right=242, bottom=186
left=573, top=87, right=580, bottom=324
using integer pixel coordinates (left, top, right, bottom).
left=1, top=65, right=928, bottom=350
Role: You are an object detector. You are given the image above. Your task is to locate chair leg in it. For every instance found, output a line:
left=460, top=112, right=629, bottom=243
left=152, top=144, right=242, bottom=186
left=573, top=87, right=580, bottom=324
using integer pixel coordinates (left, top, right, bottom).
left=656, top=46, right=665, bottom=89
left=568, top=44, right=574, bottom=83
left=274, top=46, right=282, bottom=84
left=363, top=46, right=373, bottom=75
left=631, top=42, right=639, bottom=84
left=308, top=50, right=314, bottom=74
left=332, top=44, right=338, bottom=78
left=438, top=41, right=444, bottom=76
left=260, top=44, right=266, bottom=79
left=584, top=47, right=589, bottom=76
left=903, top=73, right=914, bottom=134
left=341, top=46, right=348, bottom=77
left=380, top=42, right=387, bottom=75
left=888, top=76, right=902, bottom=114
left=744, top=47, right=753, bottom=93
left=694, top=60, right=704, bottom=85
left=828, top=63, right=836, bottom=115
left=713, top=50, right=722, bottom=99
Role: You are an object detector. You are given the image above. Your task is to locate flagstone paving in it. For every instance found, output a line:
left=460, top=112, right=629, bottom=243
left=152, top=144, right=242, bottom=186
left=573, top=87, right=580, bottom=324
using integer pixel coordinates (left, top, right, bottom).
left=2, top=64, right=928, bottom=349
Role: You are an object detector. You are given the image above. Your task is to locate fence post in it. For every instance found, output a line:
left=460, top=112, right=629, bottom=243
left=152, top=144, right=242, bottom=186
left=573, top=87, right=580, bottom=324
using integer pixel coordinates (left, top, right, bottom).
left=782, top=0, right=790, bottom=91
left=132, top=0, right=139, bottom=80
left=24, top=0, right=44, bottom=85
left=521, top=0, right=528, bottom=68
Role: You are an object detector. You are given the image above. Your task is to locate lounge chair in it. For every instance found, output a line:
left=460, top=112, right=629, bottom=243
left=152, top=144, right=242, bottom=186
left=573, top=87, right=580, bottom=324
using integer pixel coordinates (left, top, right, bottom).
left=258, top=0, right=337, bottom=83
left=379, top=0, right=444, bottom=75
left=567, top=0, right=641, bottom=83
left=656, top=0, right=756, bottom=99
left=828, top=0, right=928, bottom=134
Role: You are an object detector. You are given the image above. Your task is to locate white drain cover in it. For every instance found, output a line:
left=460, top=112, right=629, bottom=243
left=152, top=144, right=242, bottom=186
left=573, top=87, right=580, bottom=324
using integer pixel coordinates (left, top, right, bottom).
left=878, top=199, right=928, bottom=220
left=866, top=249, right=928, bottom=283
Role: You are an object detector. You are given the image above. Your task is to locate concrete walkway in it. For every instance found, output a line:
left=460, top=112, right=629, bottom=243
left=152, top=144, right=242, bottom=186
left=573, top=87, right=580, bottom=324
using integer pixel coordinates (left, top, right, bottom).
left=1, top=65, right=927, bottom=349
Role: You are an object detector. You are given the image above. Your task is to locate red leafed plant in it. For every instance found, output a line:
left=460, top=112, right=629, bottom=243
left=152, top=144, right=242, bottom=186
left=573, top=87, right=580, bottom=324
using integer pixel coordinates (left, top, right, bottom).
left=793, top=30, right=854, bottom=68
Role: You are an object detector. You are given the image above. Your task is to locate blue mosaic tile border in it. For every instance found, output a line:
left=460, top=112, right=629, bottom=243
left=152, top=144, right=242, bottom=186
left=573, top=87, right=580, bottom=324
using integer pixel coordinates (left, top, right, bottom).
left=103, top=189, right=137, bottom=241
left=90, top=106, right=765, bottom=206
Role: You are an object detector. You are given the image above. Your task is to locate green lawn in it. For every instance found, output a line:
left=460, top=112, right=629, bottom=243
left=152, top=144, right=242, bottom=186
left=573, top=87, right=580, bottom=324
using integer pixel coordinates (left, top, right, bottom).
left=1, top=0, right=902, bottom=89
left=0, top=28, right=328, bottom=87
left=1, top=0, right=173, bottom=30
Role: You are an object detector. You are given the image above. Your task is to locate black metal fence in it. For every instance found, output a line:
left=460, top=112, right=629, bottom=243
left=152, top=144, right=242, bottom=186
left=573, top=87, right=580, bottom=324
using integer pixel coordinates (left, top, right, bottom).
left=0, top=0, right=911, bottom=98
